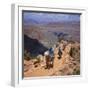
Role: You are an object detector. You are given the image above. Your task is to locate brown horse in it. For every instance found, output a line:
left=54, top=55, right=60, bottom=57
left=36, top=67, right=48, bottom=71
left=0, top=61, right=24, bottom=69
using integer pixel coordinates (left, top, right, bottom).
left=45, top=55, right=53, bottom=69
left=45, top=55, right=51, bottom=69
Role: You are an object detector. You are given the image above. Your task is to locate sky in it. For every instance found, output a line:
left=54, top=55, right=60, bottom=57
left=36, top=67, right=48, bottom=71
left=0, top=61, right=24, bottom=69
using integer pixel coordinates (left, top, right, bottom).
left=23, top=11, right=80, bottom=25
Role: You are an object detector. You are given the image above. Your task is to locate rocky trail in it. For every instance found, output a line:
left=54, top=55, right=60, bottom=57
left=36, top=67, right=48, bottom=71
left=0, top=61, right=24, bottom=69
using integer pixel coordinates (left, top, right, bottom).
left=24, top=40, right=80, bottom=77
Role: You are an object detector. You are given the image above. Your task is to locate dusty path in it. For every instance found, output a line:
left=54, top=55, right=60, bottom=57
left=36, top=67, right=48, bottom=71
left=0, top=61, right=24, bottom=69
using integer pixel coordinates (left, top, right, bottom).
left=24, top=47, right=63, bottom=77
left=24, top=42, right=80, bottom=77
left=24, top=56, right=62, bottom=77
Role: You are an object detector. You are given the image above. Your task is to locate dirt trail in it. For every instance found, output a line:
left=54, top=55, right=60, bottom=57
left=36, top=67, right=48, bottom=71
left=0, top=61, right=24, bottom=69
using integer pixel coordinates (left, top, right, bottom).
left=24, top=48, right=65, bottom=77
left=24, top=41, right=80, bottom=77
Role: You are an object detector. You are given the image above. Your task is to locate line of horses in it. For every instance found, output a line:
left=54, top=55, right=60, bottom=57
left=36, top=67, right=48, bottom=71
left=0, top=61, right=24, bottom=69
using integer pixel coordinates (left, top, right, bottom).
left=44, top=46, right=62, bottom=69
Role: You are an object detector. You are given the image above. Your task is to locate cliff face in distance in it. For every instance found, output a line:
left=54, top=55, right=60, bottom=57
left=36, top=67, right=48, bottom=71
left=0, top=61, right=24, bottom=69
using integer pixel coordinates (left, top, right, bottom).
left=24, top=21, right=80, bottom=48
left=24, top=34, right=48, bottom=57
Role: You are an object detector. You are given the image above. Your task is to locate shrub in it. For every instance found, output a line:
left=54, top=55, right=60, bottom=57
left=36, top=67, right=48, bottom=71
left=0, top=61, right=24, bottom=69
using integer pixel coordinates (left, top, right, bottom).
left=69, top=46, right=80, bottom=61
left=24, top=50, right=31, bottom=61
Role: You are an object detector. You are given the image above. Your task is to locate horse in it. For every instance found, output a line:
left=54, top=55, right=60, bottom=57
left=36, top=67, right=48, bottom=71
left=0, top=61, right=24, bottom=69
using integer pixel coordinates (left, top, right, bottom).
left=44, top=47, right=55, bottom=69
left=44, top=51, right=51, bottom=69
left=44, top=46, right=62, bottom=69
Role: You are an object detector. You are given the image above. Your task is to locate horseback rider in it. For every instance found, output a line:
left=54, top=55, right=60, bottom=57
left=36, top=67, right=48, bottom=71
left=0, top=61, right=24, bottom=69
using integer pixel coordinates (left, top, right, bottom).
left=49, top=47, right=54, bottom=67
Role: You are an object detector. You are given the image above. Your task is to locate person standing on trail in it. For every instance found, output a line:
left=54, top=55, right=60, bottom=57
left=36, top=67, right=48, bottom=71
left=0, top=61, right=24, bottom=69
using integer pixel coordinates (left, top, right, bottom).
left=58, top=47, right=62, bottom=59
left=49, top=47, right=54, bottom=58
left=49, top=47, right=54, bottom=67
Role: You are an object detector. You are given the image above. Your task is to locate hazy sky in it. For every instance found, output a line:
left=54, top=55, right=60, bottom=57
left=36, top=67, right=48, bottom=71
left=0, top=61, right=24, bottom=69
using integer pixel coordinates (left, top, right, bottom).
left=23, top=11, right=80, bottom=24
